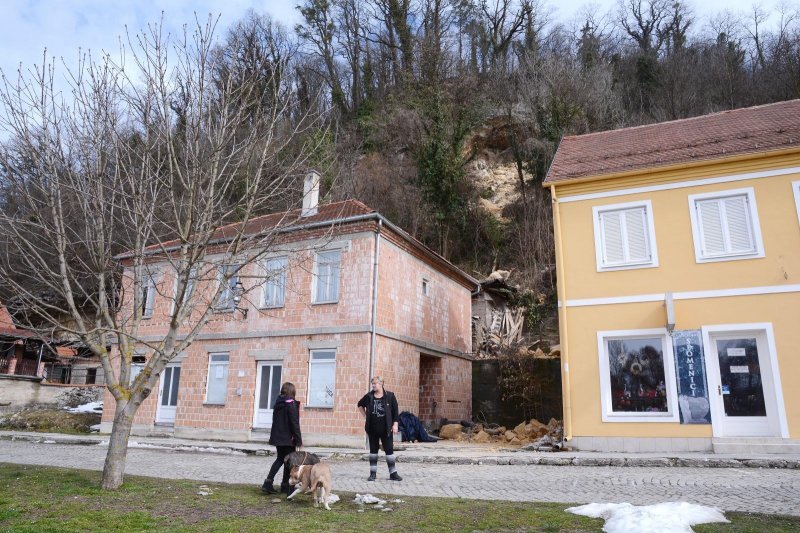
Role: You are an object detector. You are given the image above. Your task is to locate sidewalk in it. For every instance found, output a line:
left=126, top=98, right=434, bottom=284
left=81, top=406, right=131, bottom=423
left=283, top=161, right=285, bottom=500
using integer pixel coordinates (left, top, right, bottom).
left=3, top=430, right=799, bottom=469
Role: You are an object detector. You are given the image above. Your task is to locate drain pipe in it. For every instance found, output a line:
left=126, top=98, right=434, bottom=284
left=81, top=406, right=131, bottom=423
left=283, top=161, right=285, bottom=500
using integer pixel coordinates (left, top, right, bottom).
left=551, top=185, right=573, bottom=445
left=368, top=219, right=383, bottom=385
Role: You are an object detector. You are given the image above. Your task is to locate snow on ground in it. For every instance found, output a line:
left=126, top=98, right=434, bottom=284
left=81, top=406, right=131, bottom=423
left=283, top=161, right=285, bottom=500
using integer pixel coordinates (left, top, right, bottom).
left=567, top=502, right=729, bottom=533
left=66, top=401, right=103, bottom=413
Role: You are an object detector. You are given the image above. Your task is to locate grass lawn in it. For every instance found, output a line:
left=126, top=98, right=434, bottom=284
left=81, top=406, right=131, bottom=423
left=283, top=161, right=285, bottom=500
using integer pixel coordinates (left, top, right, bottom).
left=1, top=463, right=799, bottom=532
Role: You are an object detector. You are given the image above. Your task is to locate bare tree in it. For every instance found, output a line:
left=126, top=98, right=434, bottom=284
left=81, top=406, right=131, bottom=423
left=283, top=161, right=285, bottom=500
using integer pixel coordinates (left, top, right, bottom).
left=0, top=16, right=325, bottom=489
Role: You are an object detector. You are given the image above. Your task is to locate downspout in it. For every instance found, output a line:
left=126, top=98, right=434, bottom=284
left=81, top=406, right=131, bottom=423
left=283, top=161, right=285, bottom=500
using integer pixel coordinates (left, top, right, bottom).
left=368, top=219, right=383, bottom=385
left=36, top=343, right=44, bottom=379
left=551, top=185, right=573, bottom=445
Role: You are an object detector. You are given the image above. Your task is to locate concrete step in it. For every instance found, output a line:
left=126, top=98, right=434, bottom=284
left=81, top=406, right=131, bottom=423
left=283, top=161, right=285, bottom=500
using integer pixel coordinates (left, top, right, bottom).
left=713, top=437, right=800, bottom=454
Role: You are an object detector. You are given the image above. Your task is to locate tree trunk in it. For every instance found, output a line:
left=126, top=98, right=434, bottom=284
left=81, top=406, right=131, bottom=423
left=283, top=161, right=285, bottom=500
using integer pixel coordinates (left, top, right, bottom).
left=101, top=407, right=135, bottom=489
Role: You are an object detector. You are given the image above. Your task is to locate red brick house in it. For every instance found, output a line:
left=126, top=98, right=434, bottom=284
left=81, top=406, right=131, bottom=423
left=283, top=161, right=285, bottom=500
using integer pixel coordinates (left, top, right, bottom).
left=100, top=185, right=477, bottom=445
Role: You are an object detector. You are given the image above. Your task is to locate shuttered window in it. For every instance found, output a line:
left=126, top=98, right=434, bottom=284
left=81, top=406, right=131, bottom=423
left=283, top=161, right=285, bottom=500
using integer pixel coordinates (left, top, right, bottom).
left=689, top=189, right=763, bottom=262
left=594, top=201, right=657, bottom=270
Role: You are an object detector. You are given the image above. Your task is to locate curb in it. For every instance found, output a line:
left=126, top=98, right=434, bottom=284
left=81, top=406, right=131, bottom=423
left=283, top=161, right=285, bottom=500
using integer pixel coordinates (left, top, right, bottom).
left=3, top=434, right=799, bottom=469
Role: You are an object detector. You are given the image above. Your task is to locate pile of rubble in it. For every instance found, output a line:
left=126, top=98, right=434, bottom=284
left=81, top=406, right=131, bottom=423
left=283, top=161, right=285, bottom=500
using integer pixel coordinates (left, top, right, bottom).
left=513, top=340, right=561, bottom=359
left=438, top=417, right=563, bottom=451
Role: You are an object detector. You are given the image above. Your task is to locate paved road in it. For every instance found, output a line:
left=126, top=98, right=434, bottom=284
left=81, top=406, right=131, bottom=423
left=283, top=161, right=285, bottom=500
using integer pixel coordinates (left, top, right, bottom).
left=2, top=440, right=799, bottom=515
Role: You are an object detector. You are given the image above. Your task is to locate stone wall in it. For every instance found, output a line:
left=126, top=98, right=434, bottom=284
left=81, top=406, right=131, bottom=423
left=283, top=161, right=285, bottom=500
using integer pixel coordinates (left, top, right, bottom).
left=472, top=358, right=562, bottom=427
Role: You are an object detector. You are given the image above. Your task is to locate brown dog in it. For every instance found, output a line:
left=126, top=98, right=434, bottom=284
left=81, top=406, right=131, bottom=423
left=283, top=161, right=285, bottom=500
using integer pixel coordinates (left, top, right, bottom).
left=287, top=462, right=333, bottom=510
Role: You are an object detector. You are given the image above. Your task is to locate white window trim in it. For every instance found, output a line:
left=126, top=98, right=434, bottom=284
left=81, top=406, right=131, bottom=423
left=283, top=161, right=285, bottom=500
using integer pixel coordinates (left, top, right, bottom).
left=312, top=250, right=341, bottom=305
left=260, top=256, right=288, bottom=309
left=592, top=199, right=659, bottom=272
left=204, top=352, right=230, bottom=405
left=170, top=266, right=198, bottom=316
left=215, top=263, right=242, bottom=312
left=793, top=180, right=800, bottom=229
left=687, top=187, right=764, bottom=263
left=422, top=278, right=430, bottom=296
left=597, top=328, right=679, bottom=423
left=306, top=349, right=336, bottom=408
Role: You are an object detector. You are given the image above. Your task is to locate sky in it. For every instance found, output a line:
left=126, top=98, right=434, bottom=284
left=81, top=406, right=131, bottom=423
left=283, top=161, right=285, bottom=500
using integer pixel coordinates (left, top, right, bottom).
left=0, top=0, right=788, bottom=83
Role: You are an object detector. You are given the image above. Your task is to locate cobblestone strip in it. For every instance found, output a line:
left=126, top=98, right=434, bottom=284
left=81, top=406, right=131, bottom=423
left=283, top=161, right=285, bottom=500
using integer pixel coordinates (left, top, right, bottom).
left=2, top=440, right=800, bottom=516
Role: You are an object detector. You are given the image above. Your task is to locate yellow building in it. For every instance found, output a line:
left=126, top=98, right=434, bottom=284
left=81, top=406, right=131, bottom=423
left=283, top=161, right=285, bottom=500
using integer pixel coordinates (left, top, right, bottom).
left=546, top=100, right=800, bottom=453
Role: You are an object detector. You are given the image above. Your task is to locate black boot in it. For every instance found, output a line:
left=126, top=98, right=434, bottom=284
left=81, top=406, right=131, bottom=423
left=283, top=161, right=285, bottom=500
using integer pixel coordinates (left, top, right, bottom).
left=261, top=479, right=277, bottom=494
left=389, top=472, right=403, bottom=481
left=280, top=482, right=292, bottom=496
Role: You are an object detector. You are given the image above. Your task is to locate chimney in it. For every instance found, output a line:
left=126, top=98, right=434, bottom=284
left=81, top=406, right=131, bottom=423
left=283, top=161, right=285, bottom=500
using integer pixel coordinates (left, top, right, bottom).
left=301, top=170, right=321, bottom=217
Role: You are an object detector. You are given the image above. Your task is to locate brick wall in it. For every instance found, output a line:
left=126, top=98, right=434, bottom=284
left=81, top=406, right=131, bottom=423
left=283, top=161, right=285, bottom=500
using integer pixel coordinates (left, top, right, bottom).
left=102, top=332, right=371, bottom=438
left=372, top=336, right=471, bottom=425
left=376, top=239, right=472, bottom=355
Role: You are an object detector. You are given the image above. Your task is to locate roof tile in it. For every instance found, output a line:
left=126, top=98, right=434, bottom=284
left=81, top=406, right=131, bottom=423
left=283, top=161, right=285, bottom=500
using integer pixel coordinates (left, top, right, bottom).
left=546, top=100, right=800, bottom=184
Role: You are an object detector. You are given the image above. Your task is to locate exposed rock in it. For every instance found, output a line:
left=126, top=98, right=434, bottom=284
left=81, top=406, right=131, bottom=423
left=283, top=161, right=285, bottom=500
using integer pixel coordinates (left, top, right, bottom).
left=504, top=430, right=516, bottom=441
left=513, top=422, right=528, bottom=436
left=439, top=424, right=464, bottom=440
left=472, top=430, right=490, bottom=443
left=510, top=436, right=522, bottom=445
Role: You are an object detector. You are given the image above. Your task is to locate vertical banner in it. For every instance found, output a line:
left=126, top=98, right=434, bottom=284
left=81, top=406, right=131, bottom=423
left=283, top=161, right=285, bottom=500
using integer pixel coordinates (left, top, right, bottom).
left=672, top=330, right=711, bottom=424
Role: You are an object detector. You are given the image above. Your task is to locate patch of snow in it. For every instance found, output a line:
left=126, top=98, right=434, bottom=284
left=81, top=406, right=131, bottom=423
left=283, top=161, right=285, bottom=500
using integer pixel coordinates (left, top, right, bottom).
left=566, top=502, right=728, bottom=533
left=353, top=493, right=384, bottom=505
left=66, top=401, right=103, bottom=413
left=326, top=494, right=340, bottom=505
left=89, top=424, right=101, bottom=433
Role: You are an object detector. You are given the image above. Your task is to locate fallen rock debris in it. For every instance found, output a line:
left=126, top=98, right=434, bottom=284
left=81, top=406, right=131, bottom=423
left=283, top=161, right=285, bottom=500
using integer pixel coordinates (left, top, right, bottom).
left=437, top=417, right=563, bottom=450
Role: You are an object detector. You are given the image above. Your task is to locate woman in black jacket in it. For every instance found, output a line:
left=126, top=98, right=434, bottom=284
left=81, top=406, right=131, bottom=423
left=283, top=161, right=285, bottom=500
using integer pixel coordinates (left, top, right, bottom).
left=357, top=376, right=402, bottom=481
left=261, top=382, right=302, bottom=495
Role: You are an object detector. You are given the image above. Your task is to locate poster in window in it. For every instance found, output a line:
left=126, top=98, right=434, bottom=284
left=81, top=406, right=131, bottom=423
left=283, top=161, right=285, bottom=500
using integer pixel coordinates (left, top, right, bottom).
left=607, top=337, right=668, bottom=413
left=671, top=330, right=711, bottom=424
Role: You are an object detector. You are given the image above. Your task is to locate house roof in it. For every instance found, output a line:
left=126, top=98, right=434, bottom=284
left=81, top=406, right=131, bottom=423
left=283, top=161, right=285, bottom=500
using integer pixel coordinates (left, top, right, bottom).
left=0, top=301, right=15, bottom=331
left=124, top=199, right=477, bottom=288
left=545, top=99, right=800, bottom=185
left=139, top=199, right=376, bottom=255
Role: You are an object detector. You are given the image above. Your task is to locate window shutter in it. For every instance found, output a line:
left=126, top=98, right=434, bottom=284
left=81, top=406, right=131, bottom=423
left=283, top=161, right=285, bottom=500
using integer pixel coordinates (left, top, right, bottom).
left=697, top=199, right=725, bottom=256
left=624, top=207, right=650, bottom=262
left=696, top=194, right=756, bottom=257
left=723, top=195, right=754, bottom=253
left=600, top=211, right=625, bottom=264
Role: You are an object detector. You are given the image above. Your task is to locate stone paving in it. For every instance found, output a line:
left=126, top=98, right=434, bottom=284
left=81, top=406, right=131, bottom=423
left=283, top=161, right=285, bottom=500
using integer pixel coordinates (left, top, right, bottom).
left=2, top=438, right=799, bottom=516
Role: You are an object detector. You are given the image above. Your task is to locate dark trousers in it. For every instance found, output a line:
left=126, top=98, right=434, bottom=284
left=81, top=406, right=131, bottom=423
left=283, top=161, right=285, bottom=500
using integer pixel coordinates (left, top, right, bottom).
left=367, top=431, right=397, bottom=474
left=367, top=431, right=393, bottom=455
left=266, top=445, right=295, bottom=485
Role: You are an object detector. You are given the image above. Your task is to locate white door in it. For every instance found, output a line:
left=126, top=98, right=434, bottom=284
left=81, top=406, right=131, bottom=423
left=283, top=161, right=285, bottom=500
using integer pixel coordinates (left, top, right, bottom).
left=156, top=364, right=181, bottom=424
left=253, top=362, right=282, bottom=429
left=706, top=331, right=780, bottom=437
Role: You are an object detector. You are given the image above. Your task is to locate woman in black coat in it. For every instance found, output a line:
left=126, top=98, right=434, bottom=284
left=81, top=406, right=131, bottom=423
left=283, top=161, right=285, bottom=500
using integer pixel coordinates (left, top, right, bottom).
left=261, top=382, right=302, bottom=495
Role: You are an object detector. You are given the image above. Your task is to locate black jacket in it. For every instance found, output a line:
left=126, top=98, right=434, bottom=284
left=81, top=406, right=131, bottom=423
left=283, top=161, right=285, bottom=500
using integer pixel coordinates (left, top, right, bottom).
left=269, top=395, right=302, bottom=447
left=357, top=390, right=399, bottom=436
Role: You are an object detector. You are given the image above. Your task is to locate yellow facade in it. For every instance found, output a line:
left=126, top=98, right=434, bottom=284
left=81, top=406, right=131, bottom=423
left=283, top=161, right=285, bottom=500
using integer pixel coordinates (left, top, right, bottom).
left=551, top=149, right=800, bottom=451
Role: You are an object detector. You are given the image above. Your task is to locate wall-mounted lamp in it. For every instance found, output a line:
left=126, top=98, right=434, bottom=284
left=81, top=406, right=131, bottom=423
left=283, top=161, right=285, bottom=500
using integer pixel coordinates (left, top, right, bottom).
left=232, top=280, right=248, bottom=319
left=664, top=291, right=675, bottom=335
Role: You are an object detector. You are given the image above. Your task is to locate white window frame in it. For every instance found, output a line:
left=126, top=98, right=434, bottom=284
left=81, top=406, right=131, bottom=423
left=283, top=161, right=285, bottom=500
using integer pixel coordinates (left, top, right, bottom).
left=170, top=266, right=198, bottom=315
left=422, top=278, right=430, bottom=296
left=597, top=328, right=679, bottom=423
left=215, top=264, right=241, bottom=312
left=688, top=187, right=764, bottom=263
left=312, top=250, right=341, bottom=304
left=592, top=200, right=659, bottom=272
left=261, top=256, right=287, bottom=308
left=793, top=180, right=800, bottom=228
left=130, top=352, right=146, bottom=386
left=139, top=269, right=157, bottom=319
left=205, top=352, right=230, bottom=405
left=306, top=349, right=336, bottom=408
